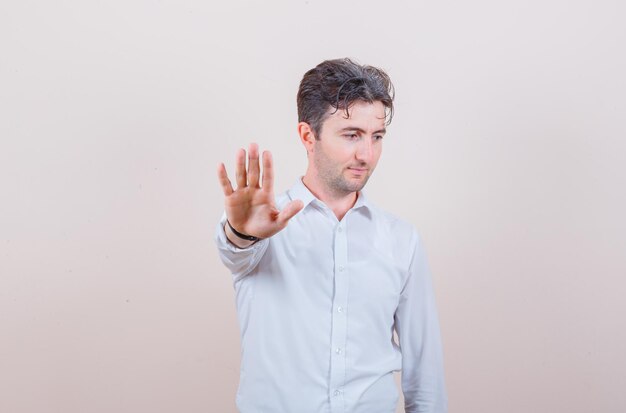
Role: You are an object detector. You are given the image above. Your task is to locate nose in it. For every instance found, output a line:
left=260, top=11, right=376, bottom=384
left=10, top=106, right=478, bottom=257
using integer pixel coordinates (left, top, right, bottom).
left=355, top=137, right=374, bottom=163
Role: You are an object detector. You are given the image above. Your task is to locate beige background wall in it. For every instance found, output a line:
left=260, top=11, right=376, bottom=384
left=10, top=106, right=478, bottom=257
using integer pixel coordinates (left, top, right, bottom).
left=1, top=1, right=625, bottom=412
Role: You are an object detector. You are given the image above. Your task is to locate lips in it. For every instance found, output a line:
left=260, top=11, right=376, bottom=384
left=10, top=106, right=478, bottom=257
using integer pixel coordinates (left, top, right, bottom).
left=347, top=167, right=368, bottom=175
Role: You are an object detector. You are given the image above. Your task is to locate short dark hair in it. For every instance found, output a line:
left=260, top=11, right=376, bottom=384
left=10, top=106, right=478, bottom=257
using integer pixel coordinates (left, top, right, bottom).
left=297, top=58, right=395, bottom=139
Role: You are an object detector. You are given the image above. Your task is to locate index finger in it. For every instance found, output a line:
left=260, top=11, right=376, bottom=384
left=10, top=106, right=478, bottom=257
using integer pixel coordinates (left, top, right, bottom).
left=261, top=150, right=273, bottom=193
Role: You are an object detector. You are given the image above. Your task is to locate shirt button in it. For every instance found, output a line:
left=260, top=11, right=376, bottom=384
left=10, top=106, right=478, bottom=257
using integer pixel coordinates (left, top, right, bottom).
left=335, top=347, right=342, bottom=354
left=337, top=306, right=343, bottom=313
left=337, top=226, right=343, bottom=233
left=334, top=389, right=341, bottom=396
left=338, top=265, right=344, bottom=272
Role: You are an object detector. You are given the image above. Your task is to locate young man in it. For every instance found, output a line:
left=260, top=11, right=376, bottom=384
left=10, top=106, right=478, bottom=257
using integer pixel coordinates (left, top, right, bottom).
left=215, top=58, right=447, bottom=413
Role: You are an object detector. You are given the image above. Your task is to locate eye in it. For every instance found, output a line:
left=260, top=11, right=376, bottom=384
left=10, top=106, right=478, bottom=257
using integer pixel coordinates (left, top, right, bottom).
left=374, top=135, right=384, bottom=141
left=343, top=133, right=359, bottom=140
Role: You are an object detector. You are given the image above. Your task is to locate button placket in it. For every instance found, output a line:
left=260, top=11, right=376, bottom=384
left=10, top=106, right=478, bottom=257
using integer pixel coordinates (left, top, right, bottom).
left=329, top=221, right=349, bottom=412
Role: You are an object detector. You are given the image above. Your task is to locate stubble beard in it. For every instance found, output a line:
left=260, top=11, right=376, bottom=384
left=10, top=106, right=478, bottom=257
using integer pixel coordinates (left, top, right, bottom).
left=313, top=144, right=372, bottom=198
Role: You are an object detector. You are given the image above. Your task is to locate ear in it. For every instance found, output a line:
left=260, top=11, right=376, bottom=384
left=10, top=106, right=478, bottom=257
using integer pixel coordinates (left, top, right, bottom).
left=297, top=122, right=316, bottom=154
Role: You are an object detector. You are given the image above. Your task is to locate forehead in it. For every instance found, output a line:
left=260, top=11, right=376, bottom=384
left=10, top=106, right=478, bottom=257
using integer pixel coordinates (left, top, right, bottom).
left=323, top=100, right=387, bottom=130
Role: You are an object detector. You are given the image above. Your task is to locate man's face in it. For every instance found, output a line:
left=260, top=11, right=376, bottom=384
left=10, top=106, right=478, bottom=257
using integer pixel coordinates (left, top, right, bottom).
left=312, top=100, right=386, bottom=196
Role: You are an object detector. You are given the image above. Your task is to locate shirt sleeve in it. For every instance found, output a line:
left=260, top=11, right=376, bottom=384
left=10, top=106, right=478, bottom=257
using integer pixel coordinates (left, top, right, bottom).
left=394, top=231, right=448, bottom=413
left=214, top=212, right=270, bottom=284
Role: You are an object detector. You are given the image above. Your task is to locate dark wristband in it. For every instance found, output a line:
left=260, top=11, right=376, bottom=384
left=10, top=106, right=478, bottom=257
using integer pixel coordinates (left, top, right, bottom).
left=226, top=220, right=260, bottom=242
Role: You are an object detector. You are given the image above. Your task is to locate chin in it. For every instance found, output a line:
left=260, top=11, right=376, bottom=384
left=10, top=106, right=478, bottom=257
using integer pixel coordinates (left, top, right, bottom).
left=345, top=178, right=369, bottom=192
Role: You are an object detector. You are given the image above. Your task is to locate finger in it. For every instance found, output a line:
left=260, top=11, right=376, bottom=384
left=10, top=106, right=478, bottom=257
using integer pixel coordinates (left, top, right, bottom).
left=247, top=142, right=260, bottom=188
left=277, top=200, right=304, bottom=225
left=217, top=162, right=234, bottom=196
left=235, top=148, right=247, bottom=188
left=261, top=150, right=274, bottom=193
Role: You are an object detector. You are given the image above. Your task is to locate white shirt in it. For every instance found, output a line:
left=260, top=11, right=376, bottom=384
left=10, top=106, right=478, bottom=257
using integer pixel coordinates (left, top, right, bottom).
left=215, top=178, right=447, bottom=413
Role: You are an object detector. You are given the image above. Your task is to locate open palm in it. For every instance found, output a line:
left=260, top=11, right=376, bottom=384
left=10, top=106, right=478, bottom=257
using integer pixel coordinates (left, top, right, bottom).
left=217, top=143, right=303, bottom=239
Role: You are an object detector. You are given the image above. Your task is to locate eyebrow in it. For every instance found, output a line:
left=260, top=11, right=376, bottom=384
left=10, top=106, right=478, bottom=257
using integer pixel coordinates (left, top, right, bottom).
left=338, top=127, right=387, bottom=135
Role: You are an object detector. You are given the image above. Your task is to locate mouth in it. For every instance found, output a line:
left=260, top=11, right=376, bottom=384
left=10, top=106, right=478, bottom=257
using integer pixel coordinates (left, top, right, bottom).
left=347, top=167, right=368, bottom=175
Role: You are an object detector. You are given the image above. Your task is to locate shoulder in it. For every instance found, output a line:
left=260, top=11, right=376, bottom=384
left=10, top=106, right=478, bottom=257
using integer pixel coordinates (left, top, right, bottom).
left=367, top=201, right=417, bottom=232
left=365, top=201, right=421, bottom=249
left=275, top=190, right=292, bottom=209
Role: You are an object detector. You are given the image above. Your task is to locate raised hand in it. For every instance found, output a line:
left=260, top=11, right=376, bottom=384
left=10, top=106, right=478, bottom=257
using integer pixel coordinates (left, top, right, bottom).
left=217, top=143, right=304, bottom=243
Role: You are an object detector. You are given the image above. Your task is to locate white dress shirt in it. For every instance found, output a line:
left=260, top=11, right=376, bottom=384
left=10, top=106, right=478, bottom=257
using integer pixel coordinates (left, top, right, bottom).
left=215, top=178, right=447, bottom=413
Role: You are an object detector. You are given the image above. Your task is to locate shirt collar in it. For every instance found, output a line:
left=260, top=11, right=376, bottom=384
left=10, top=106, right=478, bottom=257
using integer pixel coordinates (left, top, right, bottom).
left=287, top=177, right=372, bottom=212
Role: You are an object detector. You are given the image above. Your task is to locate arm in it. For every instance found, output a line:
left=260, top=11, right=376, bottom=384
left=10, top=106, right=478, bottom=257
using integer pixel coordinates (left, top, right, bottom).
left=214, top=212, right=270, bottom=283
left=394, top=231, right=448, bottom=413
left=214, top=143, right=303, bottom=282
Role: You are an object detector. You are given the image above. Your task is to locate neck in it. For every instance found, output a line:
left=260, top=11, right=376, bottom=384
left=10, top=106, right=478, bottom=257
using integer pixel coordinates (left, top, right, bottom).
left=302, top=173, right=358, bottom=222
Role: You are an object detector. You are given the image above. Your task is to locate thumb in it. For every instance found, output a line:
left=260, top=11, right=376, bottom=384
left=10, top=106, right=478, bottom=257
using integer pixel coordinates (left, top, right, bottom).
left=277, top=200, right=304, bottom=226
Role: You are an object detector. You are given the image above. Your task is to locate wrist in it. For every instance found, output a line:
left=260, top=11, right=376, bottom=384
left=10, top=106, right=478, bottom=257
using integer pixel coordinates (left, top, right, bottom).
left=226, top=220, right=260, bottom=242
left=224, top=223, right=257, bottom=248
